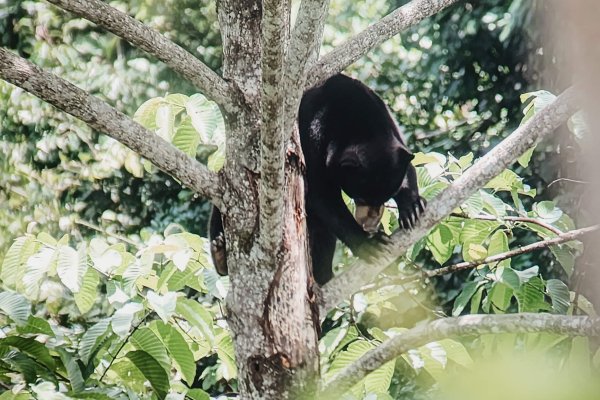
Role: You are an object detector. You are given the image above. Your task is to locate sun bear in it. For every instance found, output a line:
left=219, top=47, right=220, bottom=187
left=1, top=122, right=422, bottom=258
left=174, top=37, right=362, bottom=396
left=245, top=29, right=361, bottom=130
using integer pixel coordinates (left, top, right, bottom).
left=210, top=74, right=424, bottom=285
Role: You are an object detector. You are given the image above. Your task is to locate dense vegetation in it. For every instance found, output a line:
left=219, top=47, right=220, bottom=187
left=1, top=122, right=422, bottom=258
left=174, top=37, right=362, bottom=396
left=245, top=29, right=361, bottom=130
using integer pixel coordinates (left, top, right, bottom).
left=0, top=1, right=597, bottom=399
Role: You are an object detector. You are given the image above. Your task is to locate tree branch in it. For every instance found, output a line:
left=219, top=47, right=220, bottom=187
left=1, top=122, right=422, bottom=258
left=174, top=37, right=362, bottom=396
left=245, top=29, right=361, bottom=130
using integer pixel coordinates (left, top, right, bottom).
left=319, top=313, right=600, bottom=396
left=307, top=0, right=460, bottom=87
left=258, top=0, right=291, bottom=257
left=45, top=0, right=233, bottom=109
left=283, top=0, right=329, bottom=132
left=450, top=212, right=564, bottom=236
left=0, top=48, right=223, bottom=205
left=420, top=225, right=598, bottom=281
left=321, top=87, right=578, bottom=313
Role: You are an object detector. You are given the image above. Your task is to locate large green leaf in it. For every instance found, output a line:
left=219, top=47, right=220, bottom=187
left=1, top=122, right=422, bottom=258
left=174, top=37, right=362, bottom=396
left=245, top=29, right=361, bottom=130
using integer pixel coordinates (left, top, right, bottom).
left=153, top=321, right=196, bottom=385
left=126, top=350, right=170, bottom=400
left=1, top=236, right=34, bottom=289
left=172, top=117, right=201, bottom=157
left=0, top=336, right=55, bottom=371
left=111, top=302, right=143, bottom=338
left=0, top=291, right=30, bottom=325
left=176, top=298, right=214, bottom=343
left=23, top=246, right=55, bottom=300
left=185, top=389, right=210, bottom=400
left=57, top=244, right=88, bottom=293
left=452, top=281, right=480, bottom=316
left=79, top=319, right=111, bottom=364
left=74, top=268, right=100, bottom=314
left=58, top=348, right=85, bottom=393
left=546, top=279, right=571, bottom=314
left=426, top=224, right=455, bottom=264
left=131, top=328, right=171, bottom=373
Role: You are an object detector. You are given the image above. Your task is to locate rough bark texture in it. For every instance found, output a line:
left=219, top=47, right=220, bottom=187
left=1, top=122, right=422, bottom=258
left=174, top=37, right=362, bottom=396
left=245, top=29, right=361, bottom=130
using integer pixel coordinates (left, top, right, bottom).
left=320, top=314, right=600, bottom=396
left=217, top=1, right=319, bottom=398
left=46, top=0, right=233, bottom=108
left=0, top=48, right=223, bottom=205
left=321, top=88, right=578, bottom=313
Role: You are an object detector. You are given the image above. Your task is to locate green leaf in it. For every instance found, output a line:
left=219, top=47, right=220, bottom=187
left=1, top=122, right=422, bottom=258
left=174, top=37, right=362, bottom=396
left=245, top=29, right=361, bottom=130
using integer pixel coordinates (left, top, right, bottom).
left=533, top=201, right=563, bottom=223
left=58, top=348, right=85, bottom=393
left=131, top=328, right=171, bottom=372
left=1, top=236, right=34, bottom=289
left=185, top=389, right=210, bottom=400
left=550, top=245, right=576, bottom=276
left=173, top=116, right=201, bottom=157
left=17, top=315, right=53, bottom=335
left=74, top=268, right=100, bottom=314
left=466, top=243, right=487, bottom=261
left=111, top=302, right=143, bottom=338
left=0, top=291, right=30, bottom=325
left=488, top=282, right=513, bottom=313
left=216, top=333, right=237, bottom=380
left=488, top=230, right=510, bottom=268
left=79, top=318, right=111, bottom=364
left=176, top=298, right=214, bottom=343
left=57, top=244, right=88, bottom=293
left=546, top=279, right=571, bottom=314
left=0, top=336, right=55, bottom=371
left=515, top=277, right=550, bottom=313
left=327, top=340, right=394, bottom=396
left=126, top=350, right=170, bottom=400
left=426, top=224, right=455, bottom=264
left=518, top=146, right=535, bottom=167
left=452, top=281, right=480, bottom=316
left=134, top=97, right=163, bottom=130
left=153, top=321, right=196, bottom=385
left=146, top=291, right=177, bottom=323
left=499, top=267, right=521, bottom=290
left=23, top=246, right=55, bottom=300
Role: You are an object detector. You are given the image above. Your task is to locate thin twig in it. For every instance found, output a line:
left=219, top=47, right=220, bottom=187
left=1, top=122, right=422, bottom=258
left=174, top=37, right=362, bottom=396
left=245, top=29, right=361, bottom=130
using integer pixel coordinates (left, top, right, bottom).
left=99, top=312, right=151, bottom=382
left=450, top=212, right=564, bottom=236
left=75, top=219, right=139, bottom=248
left=419, top=225, right=598, bottom=280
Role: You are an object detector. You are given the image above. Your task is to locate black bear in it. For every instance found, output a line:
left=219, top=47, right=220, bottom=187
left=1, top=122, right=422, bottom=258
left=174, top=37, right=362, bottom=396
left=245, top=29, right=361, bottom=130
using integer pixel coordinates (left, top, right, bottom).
left=209, top=74, right=424, bottom=284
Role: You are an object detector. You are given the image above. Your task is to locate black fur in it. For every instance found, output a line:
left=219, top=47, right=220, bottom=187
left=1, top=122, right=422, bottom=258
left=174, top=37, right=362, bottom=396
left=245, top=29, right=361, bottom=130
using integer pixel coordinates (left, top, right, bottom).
left=209, top=74, right=424, bottom=284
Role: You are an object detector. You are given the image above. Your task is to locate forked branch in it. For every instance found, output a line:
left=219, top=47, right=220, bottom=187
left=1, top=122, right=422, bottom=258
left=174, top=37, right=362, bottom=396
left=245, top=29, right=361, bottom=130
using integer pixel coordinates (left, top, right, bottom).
left=0, top=48, right=223, bottom=205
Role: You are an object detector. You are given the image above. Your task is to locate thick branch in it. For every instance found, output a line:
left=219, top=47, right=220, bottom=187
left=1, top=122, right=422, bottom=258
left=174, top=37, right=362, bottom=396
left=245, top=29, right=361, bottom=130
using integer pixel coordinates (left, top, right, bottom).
left=259, top=0, right=290, bottom=256
left=320, top=313, right=600, bottom=396
left=0, top=48, right=223, bottom=205
left=283, top=0, right=329, bottom=132
left=307, top=0, right=460, bottom=86
left=321, top=88, right=578, bottom=312
left=46, top=0, right=233, bottom=109
left=422, top=225, right=598, bottom=280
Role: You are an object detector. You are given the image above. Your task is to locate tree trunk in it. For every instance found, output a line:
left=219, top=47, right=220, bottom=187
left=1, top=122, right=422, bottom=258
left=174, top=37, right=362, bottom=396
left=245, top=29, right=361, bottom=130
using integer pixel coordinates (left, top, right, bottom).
left=217, top=2, right=320, bottom=397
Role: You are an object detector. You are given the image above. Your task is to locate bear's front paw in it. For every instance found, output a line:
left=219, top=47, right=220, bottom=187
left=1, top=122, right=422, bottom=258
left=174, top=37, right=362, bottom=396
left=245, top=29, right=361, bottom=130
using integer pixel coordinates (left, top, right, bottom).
left=398, top=196, right=426, bottom=230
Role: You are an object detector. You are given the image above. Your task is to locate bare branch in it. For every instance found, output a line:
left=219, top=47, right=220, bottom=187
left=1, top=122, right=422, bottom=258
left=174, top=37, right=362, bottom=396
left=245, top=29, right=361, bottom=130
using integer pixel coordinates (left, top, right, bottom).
left=421, top=225, right=598, bottom=280
left=46, top=0, right=233, bottom=109
left=308, top=0, right=460, bottom=86
left=0, top=48, right=223, bottom=205
left=321, top=87, right=578, bottom=312
left=319, top=313, right=600, bottom=396
left=258, top=0, right=291, bottom=256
